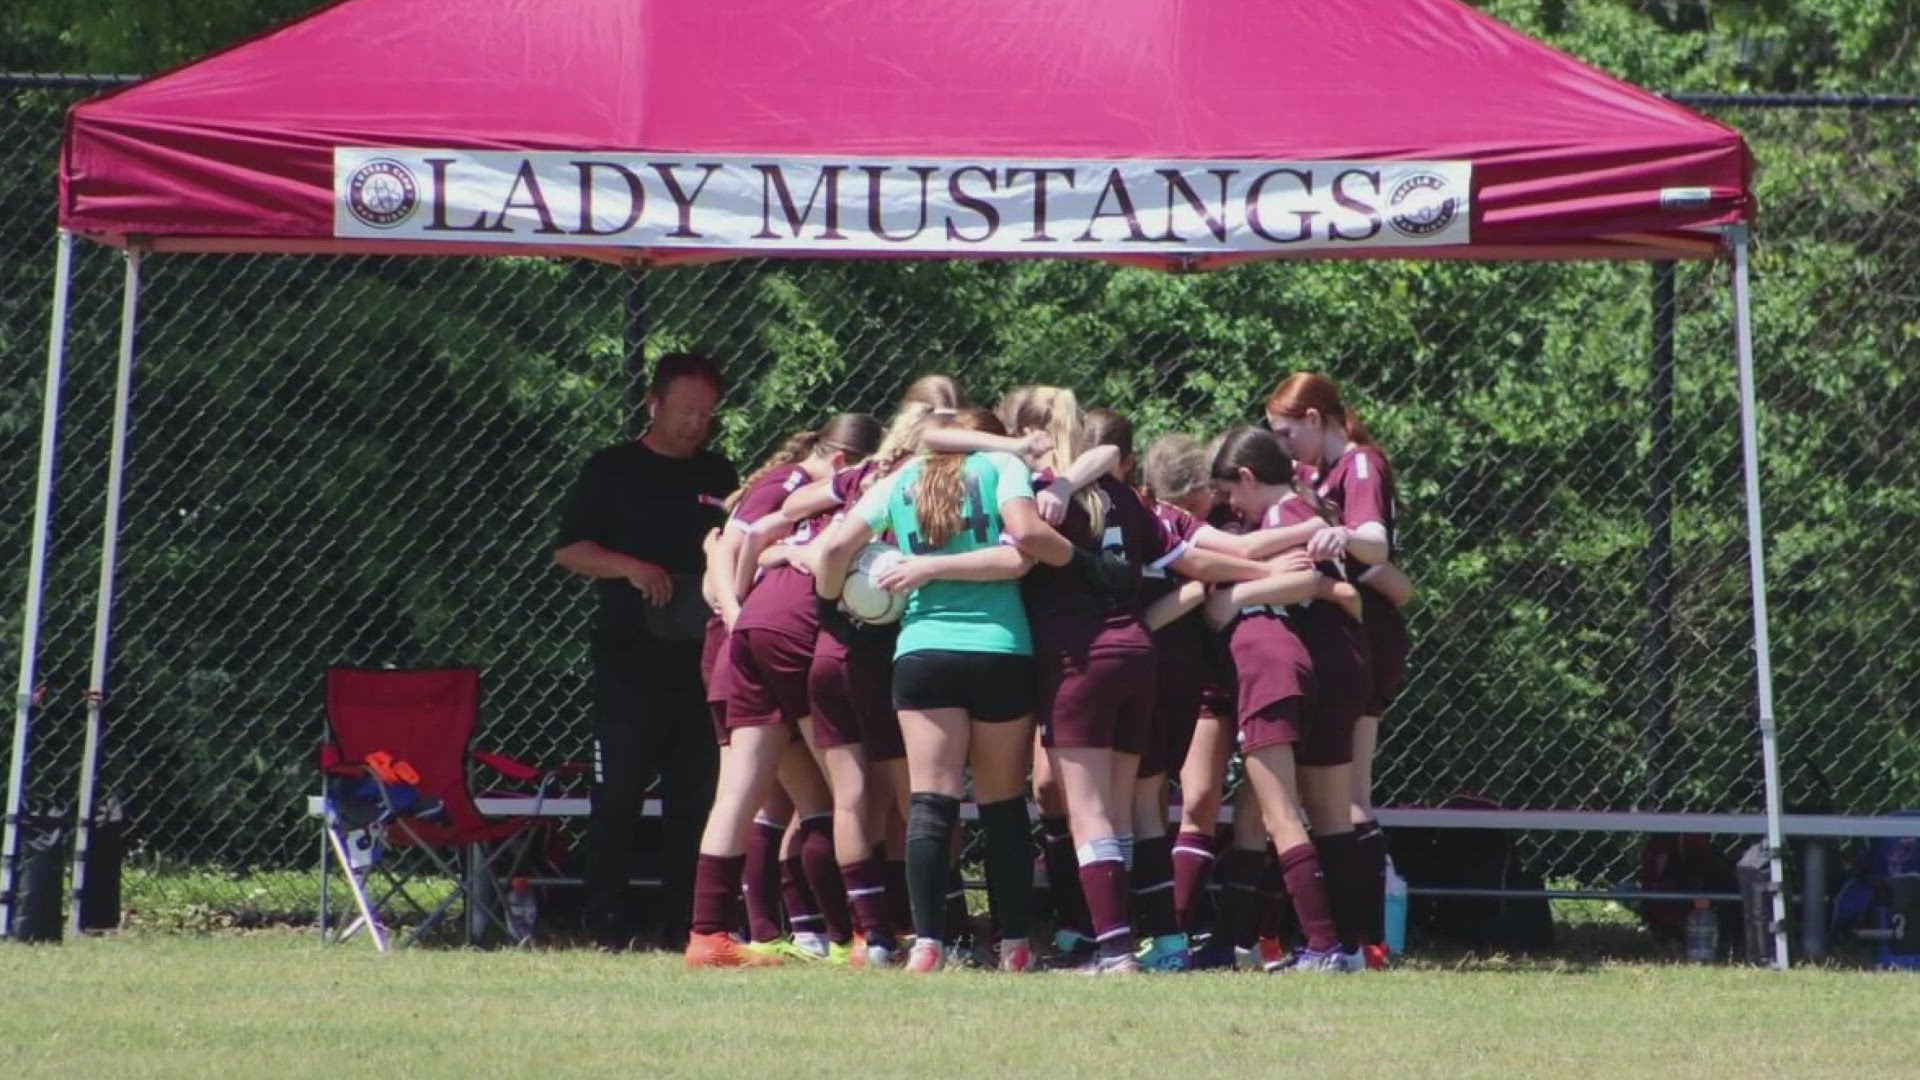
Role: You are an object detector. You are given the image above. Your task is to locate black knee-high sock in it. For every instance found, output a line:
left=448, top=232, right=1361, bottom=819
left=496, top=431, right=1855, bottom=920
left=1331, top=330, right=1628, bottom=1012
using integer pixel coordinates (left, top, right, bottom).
left=978, top=798, right=1034, bottom=942
left=1312, top=831, right=1363, bottom=953
left=906, top=792, right=961, bottom=943
left=1354, top=819, right=1388, bottom=947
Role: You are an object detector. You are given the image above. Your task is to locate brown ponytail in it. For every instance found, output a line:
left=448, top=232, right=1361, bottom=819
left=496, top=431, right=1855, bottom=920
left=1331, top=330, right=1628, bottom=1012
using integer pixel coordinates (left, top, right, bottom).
left=723, top=412, right=881, bottom=511
left=914, top=407, right=1004, bottom=548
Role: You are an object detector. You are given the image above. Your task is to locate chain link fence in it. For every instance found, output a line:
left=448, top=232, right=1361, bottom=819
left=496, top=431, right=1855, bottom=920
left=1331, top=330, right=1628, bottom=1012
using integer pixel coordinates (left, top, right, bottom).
left=3, top=75, right=1917, bottom=928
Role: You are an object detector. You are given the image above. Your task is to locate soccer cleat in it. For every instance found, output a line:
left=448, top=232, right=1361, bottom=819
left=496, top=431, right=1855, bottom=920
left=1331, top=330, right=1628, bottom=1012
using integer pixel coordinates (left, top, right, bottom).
left=1362, top=943, right=1391, bottom=971
left=1258, top=937, right=1289, bottom=973
left=791, top=931, right=832, bottom=959
left=1077, top=952, right=1141, bottom=975
left=742, top=937, right=824, bottom=963
left=997, top=939, right=1034, bottom=973
left=1136, top=933, right=1193, bottom=973
left=1233, top=944, right=1260, bottom=971
left=1048, top=929, right=1097, bottom=968
left=826, top=940, right=855, bottom=966
left=1188, top=938, right=1237, bottom=971
left=906, top=939, right=946, bottom=974
left=847, top=933, right=897, bottom=970
left=1279, top=947, right=1349, bottom=973
left=684, top=931, right=780, bottom=969
left=1340, top=949, right=1366, bottom=973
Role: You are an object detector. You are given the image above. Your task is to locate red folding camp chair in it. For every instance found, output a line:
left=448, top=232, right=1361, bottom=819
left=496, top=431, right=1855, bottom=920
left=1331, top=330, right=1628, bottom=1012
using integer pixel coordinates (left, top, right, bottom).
left=317, top=666, right=567, bottom=950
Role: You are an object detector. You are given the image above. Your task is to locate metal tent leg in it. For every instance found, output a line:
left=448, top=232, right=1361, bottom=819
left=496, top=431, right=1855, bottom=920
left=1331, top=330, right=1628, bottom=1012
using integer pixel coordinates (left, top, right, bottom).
left=1, top=230, right=75, bottom=937
left=1730, top=224, right=1790, bottom=970
left=69, top=247, right=142, bottom=936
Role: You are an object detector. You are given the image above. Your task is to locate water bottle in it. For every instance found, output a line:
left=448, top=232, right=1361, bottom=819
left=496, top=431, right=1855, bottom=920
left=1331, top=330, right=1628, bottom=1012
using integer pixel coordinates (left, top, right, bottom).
left=1383, top=856, right=1409, bottom=957
left=506, top=877, right=538, bottom=945
left=1686, top=897, right=1718, bottom=963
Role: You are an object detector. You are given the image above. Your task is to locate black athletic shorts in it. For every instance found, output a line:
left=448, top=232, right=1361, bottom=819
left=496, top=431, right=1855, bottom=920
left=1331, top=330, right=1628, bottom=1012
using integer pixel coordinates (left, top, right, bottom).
left=891, top=649, right=1036, bottom=722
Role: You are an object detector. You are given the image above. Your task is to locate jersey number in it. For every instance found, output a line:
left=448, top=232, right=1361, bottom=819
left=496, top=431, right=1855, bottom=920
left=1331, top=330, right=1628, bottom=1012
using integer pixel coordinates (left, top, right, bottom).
left=904, top=475, right=992, bottom=555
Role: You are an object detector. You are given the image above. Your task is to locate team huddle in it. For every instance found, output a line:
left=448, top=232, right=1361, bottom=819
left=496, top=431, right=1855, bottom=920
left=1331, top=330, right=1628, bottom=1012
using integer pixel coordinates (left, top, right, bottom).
left=683, top=371, right=1410, bottom=974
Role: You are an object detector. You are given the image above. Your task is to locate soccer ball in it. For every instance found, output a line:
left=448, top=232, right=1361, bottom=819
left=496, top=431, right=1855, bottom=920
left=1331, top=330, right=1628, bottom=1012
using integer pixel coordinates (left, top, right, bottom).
left=842, top=542, right=909, bottom=625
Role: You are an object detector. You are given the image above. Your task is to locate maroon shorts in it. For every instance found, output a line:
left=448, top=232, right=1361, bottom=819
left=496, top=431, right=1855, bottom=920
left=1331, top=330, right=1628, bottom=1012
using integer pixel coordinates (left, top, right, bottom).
left=1360, top=588, right=1410, bottom=716
left=1238, top=696, right=1305, bottom=755
left=700, top=616, right=732, bottom=747
left=725, top=628, right=812, bottom=731
left=1296, top=605, right=1371, bottom=768
left=807, top=641, right=905, bottom=760
left=1037, top=647, right=1155, bottom=753
left=1142, top=631, right=1206, bottom=778
left=1227, top=611, right=1312, bottom=723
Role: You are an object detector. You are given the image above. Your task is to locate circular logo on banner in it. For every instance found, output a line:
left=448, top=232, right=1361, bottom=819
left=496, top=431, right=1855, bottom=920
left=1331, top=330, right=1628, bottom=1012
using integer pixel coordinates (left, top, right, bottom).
left=1386, top=172, right=1457, bottom=239
left=345, top=159, right=419, bottom=229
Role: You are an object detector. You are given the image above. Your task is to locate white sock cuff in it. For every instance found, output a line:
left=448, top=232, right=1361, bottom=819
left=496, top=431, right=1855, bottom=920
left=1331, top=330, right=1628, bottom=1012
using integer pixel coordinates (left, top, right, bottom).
left=1075, top=836, right=1125, bottom=868
left=1116, top=834, right=1135, bottom=870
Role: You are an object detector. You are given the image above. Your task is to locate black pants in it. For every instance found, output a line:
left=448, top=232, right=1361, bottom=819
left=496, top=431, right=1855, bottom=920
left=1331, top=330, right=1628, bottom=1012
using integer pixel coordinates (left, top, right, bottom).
left=583, top=644, right=717, bottom=948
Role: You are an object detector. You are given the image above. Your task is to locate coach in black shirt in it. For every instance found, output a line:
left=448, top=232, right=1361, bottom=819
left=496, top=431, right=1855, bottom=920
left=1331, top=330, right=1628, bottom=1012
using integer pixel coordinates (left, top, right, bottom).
left=555, top=353, right=736, bottom=950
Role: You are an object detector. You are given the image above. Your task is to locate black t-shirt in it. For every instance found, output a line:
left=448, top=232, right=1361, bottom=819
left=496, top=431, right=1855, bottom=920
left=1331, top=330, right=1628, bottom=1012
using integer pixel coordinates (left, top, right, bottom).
left=556, top=440, right=737, bottom=652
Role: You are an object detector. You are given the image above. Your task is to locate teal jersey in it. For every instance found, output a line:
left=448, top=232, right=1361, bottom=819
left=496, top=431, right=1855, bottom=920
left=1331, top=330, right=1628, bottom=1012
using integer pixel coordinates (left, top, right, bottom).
left=854, top=450, right=1034, bottom=658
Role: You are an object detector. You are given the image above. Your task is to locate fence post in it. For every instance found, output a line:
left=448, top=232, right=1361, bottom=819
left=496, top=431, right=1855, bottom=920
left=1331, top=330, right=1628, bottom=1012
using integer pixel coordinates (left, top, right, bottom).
left=1642, top=261, right=1677, bottom=809
left=624, top=267, right=648, bottom=439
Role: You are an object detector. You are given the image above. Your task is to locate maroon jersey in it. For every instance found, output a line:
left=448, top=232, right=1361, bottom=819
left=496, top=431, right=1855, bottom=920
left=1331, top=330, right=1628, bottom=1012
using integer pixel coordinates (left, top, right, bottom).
left=1266, top=497, right=1370, bottom=713
left=814, top=458, right=901, bottom=662
left=732, top=464, right=822, bottom=644
left=1020, top=475, right=1175, bottom=655
left=1144, top=498, right=1208, bottom=665
left=1304, top=443, right=1396, bottom=581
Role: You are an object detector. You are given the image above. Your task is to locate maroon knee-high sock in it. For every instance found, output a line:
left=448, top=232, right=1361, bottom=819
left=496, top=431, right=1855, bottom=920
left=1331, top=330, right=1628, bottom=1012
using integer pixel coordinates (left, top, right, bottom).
left=1077, top=857, right=1133, bottom=959
left=1171, top=830, right=1217, bottom=933
left=1130, top=835, right=1178, bottom=940
left=839, top=853, right=895, bottom=945
left=743, top=819, right=785, bottom=942
left=1354, top=820, right=1388, bottom=947
left=691, top=854, right=745, bottom=936
left=796, top=814, right=853, bottom=944
left=1212, top=847, right=1264, bottom=948
left=1041, top=816, right=1090, bottom=939
left=1312, top=831, right=1364, bottom=952
left=1277, top=842, right=1338, bottom=952
left=781, top=855, right=823, bottom=938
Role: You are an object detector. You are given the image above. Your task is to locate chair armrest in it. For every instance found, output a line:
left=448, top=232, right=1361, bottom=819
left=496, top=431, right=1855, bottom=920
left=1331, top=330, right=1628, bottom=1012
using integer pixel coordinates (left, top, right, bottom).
left=473, top=749, right=542, bottom=784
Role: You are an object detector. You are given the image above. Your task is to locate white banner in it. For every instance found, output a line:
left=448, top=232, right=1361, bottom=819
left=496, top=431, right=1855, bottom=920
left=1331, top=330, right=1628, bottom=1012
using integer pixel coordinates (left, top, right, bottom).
left=334, top=149, right=1471, bottom=253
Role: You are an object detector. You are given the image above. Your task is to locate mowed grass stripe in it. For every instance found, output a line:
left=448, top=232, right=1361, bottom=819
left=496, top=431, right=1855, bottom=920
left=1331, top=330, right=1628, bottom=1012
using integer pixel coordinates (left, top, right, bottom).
left=0, top=932, right=1912, bottom=1079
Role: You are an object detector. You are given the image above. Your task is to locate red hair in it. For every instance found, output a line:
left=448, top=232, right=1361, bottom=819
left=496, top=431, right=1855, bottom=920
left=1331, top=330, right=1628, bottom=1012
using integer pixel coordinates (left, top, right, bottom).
left=1265, top=371, right=1392, bottom=481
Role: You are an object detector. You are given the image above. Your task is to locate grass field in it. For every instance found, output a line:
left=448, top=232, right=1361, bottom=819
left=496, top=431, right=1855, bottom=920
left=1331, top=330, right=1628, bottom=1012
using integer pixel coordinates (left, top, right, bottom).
left=1, top=932, right=1913, bottom=1079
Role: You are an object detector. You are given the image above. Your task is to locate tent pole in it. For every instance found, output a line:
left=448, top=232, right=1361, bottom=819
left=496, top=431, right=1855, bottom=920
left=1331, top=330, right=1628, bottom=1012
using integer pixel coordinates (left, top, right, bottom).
left=1730, top=223, right=1789, bottom=969
left=69, top=246, right=141, bottom=935
left=2, top=230, right=75, bottom=938
left=624, top=266, right=648, bottom=440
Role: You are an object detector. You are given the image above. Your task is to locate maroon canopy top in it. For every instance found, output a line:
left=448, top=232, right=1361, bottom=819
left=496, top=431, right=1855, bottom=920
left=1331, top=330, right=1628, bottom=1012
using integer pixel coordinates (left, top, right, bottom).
left=60, top=0, right=1751, bottom=266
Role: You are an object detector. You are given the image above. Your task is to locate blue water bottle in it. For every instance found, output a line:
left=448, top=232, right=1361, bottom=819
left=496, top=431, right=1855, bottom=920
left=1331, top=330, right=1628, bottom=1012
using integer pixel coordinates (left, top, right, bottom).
left=1383, top=857, right=1409, bottom=957
left=1686, top=898, right=1717, bottom=963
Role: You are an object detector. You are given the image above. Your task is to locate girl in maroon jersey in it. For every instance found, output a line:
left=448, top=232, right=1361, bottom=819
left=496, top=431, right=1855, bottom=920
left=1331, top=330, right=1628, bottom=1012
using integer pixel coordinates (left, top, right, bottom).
left=754, top=377, right=972, bottom=956
left=1201, top=426, right=1372, bottom=972
left=1266, top=372, right=1412, bottom=969
left=1133, top=434, right=1239, bottom=961
left=1005, top=389, right=1272, bottom=973
left=683, top=413, right=882, bottom=968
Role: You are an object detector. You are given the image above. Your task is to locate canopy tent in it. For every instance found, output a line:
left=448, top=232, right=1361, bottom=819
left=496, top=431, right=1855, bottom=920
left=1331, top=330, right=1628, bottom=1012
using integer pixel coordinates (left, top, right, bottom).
left=11, top=0, right=1784, bottom=961
left=58, top=0, right=1750, bottom=264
